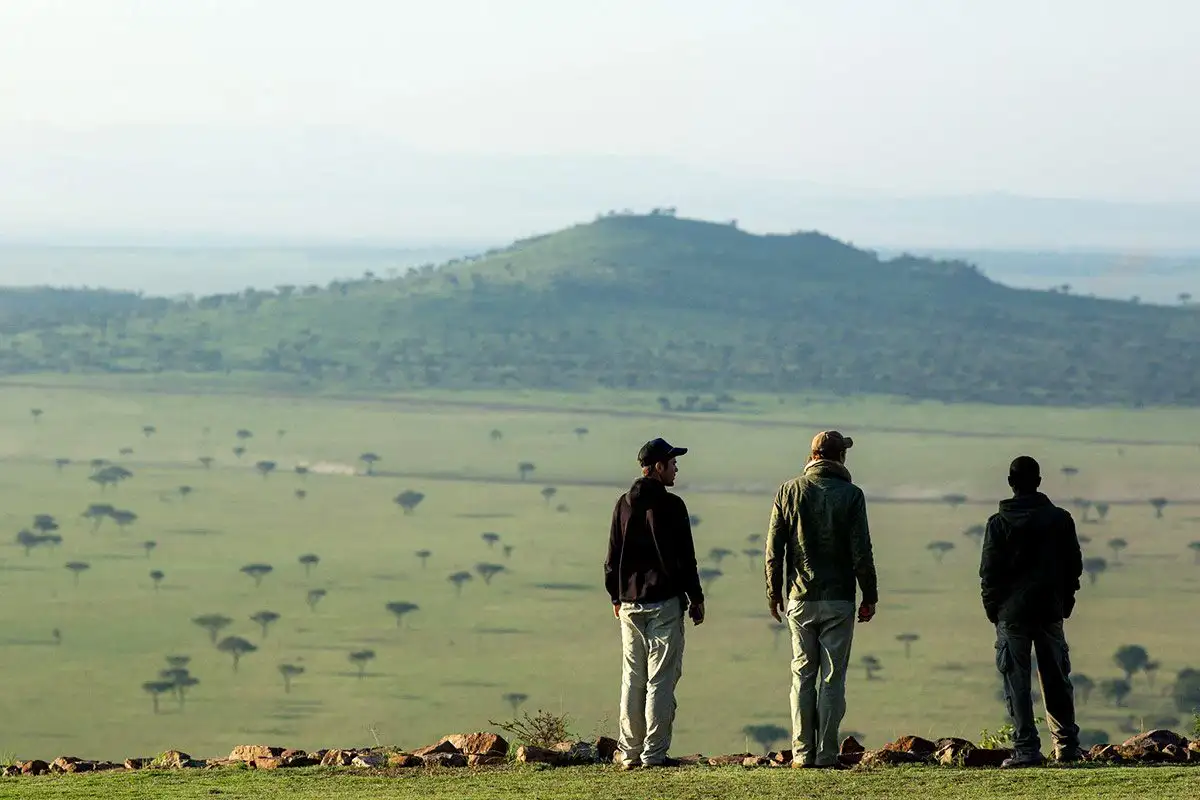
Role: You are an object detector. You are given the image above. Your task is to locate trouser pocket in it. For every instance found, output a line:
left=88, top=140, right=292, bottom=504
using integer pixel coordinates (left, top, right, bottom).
left=995, top=640, right=1012, bottom=674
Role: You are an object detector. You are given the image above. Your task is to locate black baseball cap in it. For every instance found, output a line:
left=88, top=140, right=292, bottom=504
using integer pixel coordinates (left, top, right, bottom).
left=638, top=438, right=688, bottom=467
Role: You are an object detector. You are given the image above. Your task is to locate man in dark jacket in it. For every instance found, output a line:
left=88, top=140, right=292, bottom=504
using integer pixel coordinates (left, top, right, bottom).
left=604, top=438, right=705, bottom=769
left=981, top=455, right=1084, bottom=767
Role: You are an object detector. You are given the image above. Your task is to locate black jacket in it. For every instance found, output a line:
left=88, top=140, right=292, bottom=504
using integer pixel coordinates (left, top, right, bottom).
left=980, top=492, right=1083, bottom=624
left=604, top=478, right=704, bottom=607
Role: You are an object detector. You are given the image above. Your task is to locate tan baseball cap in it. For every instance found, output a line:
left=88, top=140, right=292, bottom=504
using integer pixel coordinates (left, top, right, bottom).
left=811, top=430, right=854, bottom=455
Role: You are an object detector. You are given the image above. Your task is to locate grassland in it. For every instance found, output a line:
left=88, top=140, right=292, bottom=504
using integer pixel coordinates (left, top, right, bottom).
left=0, top=378, right=1198, bottom=765
left=2, top=765, right=1199, bottom=800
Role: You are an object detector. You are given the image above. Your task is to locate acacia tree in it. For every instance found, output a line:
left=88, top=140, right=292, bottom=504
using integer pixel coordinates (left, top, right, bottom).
left=385, top=601, right=420, bottom=628
left=90, top=465, right=133, bottom=492
left=476, top=563, right=505, bottom=585
left=31, top=408, right=43, bottom=423
left=503, top=544, right=515, bottom=559
left=33, top=514, right=59, bottom=536
left=1101, top=678, right=1132, bottom=707
left=233, top=446, right=247, bottom=459
left=1189, top=541, right=1200, bottom=565
left=348, top=650, right=376, bottom=679
left=236, top=429, right=254, bottom=443
left=1173, top=668, right=1200, bottom=714
left=698, top=568, right=723, bottom=590
left=54, top=457, right=71, bottom=472
left=742, top=724, right=788, bottom=754
left=540, top=487, right=557, bottom=505
left=927, top=541, right=956, bottom=563
left=481, top=532, right=501, bottom=549
left=1083, top=556, right=1108, bottom=585
left=250, top=610, right=281, bottom=639
left=177, top=485, right=194, bottom=500
left=1071, top=673, right=1095, bottom=705
left=689, top=515, right=703, bottom=528
left=490, top=429, right=503, bottom=442
left=295, top=489, right=307, bottom=501
left=305, top=588, right=327, bottom=611
left=150, top=570, right=165, bottom=590
left=255, top=460, right=277, bottom=479
left=941, top=494, right=968, bottom=510
left=742, top=548, right=760, bottom=570
left=142, top=425, right=157, bottom=438
left=517, top=462, right=536, bottom=481
left=1061, top=466, right=1079, bottom=480
left=1143, top=660, right=1161, bottom=689
left=142, top=680, right=175, bottom=714
left=192, top=614, right=233, bottom=644
left=241, top=563, right=274, bottom=587
left=709, top=547, right=734, bottom=566
left=65, top=561, right=90, bottom=586
left=143, top=540, right=157, bottom=557
left=502, top=692, right=529, bottom=714
left=449, top=571, right=473, bottom=596
left=896, top=632, right=920, bottom=659
left=110, top=509, right=138, bottom=530
left=1107, top=538, right=1128, bottom=563
left=964, top=525, right=986, bottom=545
left=16, top=529, right=43, bottom=556
left=1113, top=645, right=1150, bottom=682
left=415, top=549, right=432, bottom=569
left=1094, top=502, right=1110, bottom=521
left=1149, top=497, right=1168, bottom=519
left=574, top=427, right=589, bottom=441
left=862, top=655, right=883, bottom=681
left=298, top=553, right=320, bottom=576
left=198, top=456, right=214, bottom=470
left=393, top=490, right=425, bottom=514
left=359, top=453, right=382, bottom=475
left=217, top=636, right=258, bottom=672
left=294, top=465, right=310, bottom=479
left=279, top=663, right=305, bottom=694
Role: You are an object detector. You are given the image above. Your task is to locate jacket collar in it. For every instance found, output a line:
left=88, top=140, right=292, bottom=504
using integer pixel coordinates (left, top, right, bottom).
left=804, top=459, right=852, bottom=482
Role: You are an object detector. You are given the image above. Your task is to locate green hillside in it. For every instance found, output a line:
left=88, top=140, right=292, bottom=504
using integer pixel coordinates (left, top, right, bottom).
left=3, top=213, right=1199, bottom=405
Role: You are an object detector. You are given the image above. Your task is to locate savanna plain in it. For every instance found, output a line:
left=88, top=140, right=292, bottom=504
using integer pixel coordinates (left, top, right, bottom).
left=1, top=378, right=1199, bottom=799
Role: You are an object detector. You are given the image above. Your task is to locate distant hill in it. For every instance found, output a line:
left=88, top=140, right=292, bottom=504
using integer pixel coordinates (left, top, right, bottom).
left=2, top=213, right=1199, bottom=406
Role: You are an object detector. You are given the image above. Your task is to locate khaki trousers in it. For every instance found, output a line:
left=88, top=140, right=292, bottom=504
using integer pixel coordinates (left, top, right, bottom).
left=788, top=600, right=856, bottom=767
left=617, top=597, right=685, bottom=766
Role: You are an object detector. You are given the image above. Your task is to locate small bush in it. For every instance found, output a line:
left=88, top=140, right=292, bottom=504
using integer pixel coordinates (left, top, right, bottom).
left=489, top=709, right=574, bottom=749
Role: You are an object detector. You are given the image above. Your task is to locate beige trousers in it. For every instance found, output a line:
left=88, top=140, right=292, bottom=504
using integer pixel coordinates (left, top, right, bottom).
left=617, top=597, right=685, bottom=766
left=788, top=600, right=856, bottom=766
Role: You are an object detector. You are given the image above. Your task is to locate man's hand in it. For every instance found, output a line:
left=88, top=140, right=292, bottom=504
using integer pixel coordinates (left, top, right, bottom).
left=689, top=602, right=705, bottom=626
left=857, top=602, right=876, bottom=623
left=769, top=596, right=785, bottom=623
left=613, top=603, right=621, bottom=620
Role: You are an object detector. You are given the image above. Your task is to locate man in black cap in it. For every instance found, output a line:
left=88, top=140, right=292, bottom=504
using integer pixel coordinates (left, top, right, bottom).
left=981, top=455, right=1084, bottom=767
left=604, top=438, right=705, bottom=769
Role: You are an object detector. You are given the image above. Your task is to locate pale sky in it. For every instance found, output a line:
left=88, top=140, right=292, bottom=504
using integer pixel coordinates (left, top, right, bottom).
left=1, top=1, right=1198, bottom=245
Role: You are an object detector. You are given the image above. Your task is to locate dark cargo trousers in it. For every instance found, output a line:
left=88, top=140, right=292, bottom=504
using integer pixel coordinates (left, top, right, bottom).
left=994, top=620, right=1080, bottom=758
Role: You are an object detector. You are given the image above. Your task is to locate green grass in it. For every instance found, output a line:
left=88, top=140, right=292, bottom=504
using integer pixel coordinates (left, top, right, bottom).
left=0, top=381, right=1198, bottom=764
left=1, top=766, right=1198, bottom=800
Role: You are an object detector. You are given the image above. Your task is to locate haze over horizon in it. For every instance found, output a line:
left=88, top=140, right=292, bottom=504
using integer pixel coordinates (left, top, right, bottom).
left=2, top=1, right=1199, bottom=254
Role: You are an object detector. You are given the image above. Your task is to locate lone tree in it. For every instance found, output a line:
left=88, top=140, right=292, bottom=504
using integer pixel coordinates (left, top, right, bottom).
left=150, top=570, right=165, bottom=590
left=689, top=515, right=702, bottom=528
left=142, top=425, right=157, bottom=438
left=65, top=561, right=90, bottom=586
left=192, top=614, right=233, bottom=645
left=742, top=548, right=760, bottom=570
left=1071, top=673, right=1095, bottom=705
left=250, top=610, right=281, bottom=639
left=178, top=485, right=193, bottom=500
left=1107, top=538, right=1128, bottom=563
left=476, top=563, right=505, bottom=585
left=305, top=588, right=327, bottom=612
left=698, top=568, right=723, bottom=590
left=1083, top=556, right=1108, bottom=585
left=119, top=447, right=135, bottom=457
left=279, top=663, right=305, bottom=694
left=1149, top=497, right=1168, bottom=519
left=742, top=724, right=789, bottom=754
left=503, top=544, right=515, bottom=559
left=941, top=494, right=968, bottom=510
left=31, top=408, right=44, bottom=423
left=1094, top=502, right=1110, bottom=521
left=517, top=462, right=536, bottom=481
left=1101, top=678, right=1132, bottom=707
left=54, top=457, right=71, bottom=472
left=241, top=563, right=274, bottom=587
left=896, top=633, right=920, bottom=659
left=862, top=655, right=883, bottom=681
left=393, top=490, right=425, bottom=515
left=359, top=453, right=382, bottom=475
left=110, top=509, right=138, bottom=530
left=216, top=636, right=257, bottom=672
left=160, top=669, right=199, bottom=708
left=385, top=601, right=420, bottom=628
left=236, top=429, right=254, bottom=442
left=481, top=532, right=501, bottom=549
left=294, top=465, right=309, bottom=479
left=1173, top=668, right=1200, bottom=714
left=342, top=649, right=376, bottom=679
left=255, top=460, right=277, bottom=479
left=233, top=446, right=246, bottom=459
left=298, top=553, right=320, bottom=576
left=540, top=487, right=558, bottom=505
left=449, top=571, right=473, bottom=596
left=415, top=549, right=432, bottom=569
left=33, top=514, right=60, bottom=536
left=1113, top=645, right=1150, bottom=682
left=198, top=456, right=214, bottom=470
left=165, top=655, right=191, bottom=670
left=90, top=465, right=133, bottom=492
left=1061, top=466, right=1080, bottom=480
left=574, top=427, right=589, bottom=441
left=709, top=547, right=734, bottom=566
left=964, top=525, right=986, bottom=544
left=502, top=692, right=529, bottom=714
left=16, top=530, right=44, bottom=556
left=295, top=489, right=307, bottom=501
left=1189, top=541, right=1200, bottom=565
left=927, top=541, right=956, bottom=563
left=1143, top=660, right=1161, bottom=689
left=142, top=680, right=175, bottom=714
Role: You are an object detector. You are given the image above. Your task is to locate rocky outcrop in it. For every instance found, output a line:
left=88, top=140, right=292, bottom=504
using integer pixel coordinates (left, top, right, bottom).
left=885, top=736, right=937, bottom=758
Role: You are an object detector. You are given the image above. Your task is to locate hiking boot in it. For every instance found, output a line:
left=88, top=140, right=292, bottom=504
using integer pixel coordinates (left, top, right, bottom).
left=1001, top=753, right=1045, bottom=769
left=1054, top=748, right=1083, bottom=764
left=615, top=760, right=641, bottom=771
left=642, top=757, right=683, bottom=768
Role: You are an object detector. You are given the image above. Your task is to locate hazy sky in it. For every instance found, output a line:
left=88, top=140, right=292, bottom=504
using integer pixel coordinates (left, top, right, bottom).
left=1, top=1, right=1198, bottom=246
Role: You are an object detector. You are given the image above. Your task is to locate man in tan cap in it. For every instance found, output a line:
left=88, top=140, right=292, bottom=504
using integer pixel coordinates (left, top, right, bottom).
left=765, top=431, right=878, bottom=768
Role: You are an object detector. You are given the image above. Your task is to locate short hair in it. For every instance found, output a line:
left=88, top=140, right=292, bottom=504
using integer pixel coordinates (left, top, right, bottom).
left=1008, top=456, right=1041, bottom=486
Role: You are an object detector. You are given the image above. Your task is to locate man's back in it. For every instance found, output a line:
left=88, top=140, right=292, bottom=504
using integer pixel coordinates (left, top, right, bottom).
left=766, top=460, right=878, bottom=606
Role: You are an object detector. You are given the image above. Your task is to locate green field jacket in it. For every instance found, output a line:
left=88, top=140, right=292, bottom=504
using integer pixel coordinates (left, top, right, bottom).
left=765, top=460, right=879, bottom=606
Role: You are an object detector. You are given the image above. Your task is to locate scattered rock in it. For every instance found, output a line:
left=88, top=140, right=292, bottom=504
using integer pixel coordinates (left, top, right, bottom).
left=387, top=753, right=423, bottom=768
left=675, top=754, right=706, bottom=766
left=857, top=749, right=925, bottom=768
left=707, top=753, right=755, bottom=766
left=840, top=736, right=865, bottom=755
left=934, top=738, right=977, bottom=766
left=770, top=750, right=793, bottom=764
left=204, top=759, right=237, bottom=769
left=838, top=752, right=865, bottom=767
left=596, top=737, right=619, bottom=763
left=422, top=753, right=468, bottom=768
left=885, top=736, right=938, bottom=758
left=413, top=741, right=460, bottom=758
left=1122, top=730, right=1189, bottom=752
left=321, top=749, right=355, bottom=767
left=466, top=754, right=505, bottom=767
left=2, top=766, right=19, bottom=778
left=229, top=745, right=284, bottom=763
left=279, top=750, right=316, bottom=767
left=550, top=741, right=598, bottom=764
left=742, top=756, right=772, bottom=768
left=124, top=758, right=150, bottom=771
left=51, top=757, right=93, bottom=774
left=92, top=762, right=123, bottom=772
left=20, top=761, right=50, bottom=776
left=1089, top=745, right=1120, bottom=763
left=440, top=733, right=509, bottom=757
left=351, top=753, right=386, bottom=769
left=1162, top=745, right=1186, bottom=762
left=515, top=746, right=563, bottom=765
left=155, top=751, right=198, bottom=769
left=961, top=749, right=1011, bottom=768
left=253, top=758, right=283, bottom=770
